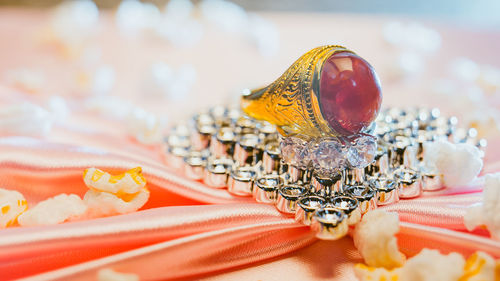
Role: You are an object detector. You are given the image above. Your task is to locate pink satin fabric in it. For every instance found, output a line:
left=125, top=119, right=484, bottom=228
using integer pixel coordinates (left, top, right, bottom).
left=1, top=9, right=500, bottom=281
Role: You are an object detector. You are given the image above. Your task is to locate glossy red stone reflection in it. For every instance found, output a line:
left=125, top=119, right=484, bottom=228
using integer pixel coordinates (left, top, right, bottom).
left=319, top=51, right=382, bottom=136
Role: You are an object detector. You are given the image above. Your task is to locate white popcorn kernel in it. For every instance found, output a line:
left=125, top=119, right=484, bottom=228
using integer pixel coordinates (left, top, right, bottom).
left=98, top=268, right=139, bottom=281
left=353, top=210, right=405, bottom=269
left=464, top=173, right=500, bottom=240
left=83, top=167, right=150, bottom=217
left=388, top=51, right=425, bottom=79
left=247, top=14, right=279, bottom=57
left=478, top=65, right=500, bottom=94
left=83, top=167, right=146, bottom=194
left=450, top=57, right=481, bottom=82
left=115, top=0, right=161, bottom=36
left=355, top=249, right=466, bottom=281
left=383, top=21, right=441, bottom=53
left=47, top=95, right=70, bottom=122
left=51, top=0, right=99, bottom=39
left=424, top=140, right=483, bottom=188
left=165, top=0, right=194, bottom=20
left=127, top=108, right=167, bottom=145
left=0, top=102, right=53, bottom=137
left=0, top=188, right=28, bottom=228
left=84, top=188, right=149, bottom=217
left=145, top=62, right=196, bottom=101
left=354, top=264, right=396, bottom=281
left=18, top=194, right=87, bottom=226
left=462, top=252, right=499, bottom=281
left=200, top=0, right=248, bottom=33
left=399, top=249, right=465, bottom=281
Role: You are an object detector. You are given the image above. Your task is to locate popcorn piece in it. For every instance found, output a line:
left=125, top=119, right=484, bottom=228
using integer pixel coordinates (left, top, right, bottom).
left=461, top=252, right=499, bottom=281
left=0, top=102, right=53, bottom=137
left=47, top=96, right=70, bottom=122
left=353, top=210, right=405, bottom=269
left=399, top=249, right=465, bottom=281
left=156, top=1, right=203, bottom=48
left=0, top=188, right=28, bottom=228
left=355, top=249, right=465, bottom=281
left=127, top=108, right=167, bottom=145
left=146, top=62, right=197, bottom=101
left=383, top=21, right=441, bottom=53
left=115, top=0, right=161, bottom=36
left=83, top=188, right=150, bottom=217
left=424, top=140, right=483, bottom=187
left=387, top=51, right=425, bottom=80
left=47, top=0, right=99, bottom=58
left=83, top=167, right=149, bottom=217
left=18, top=194, right=87, bottom=226
left=450, top=57, right=481, bottom=83
left=464, top=173, right=500, bottom=240
left=97, top=268, right=139, bottom=281
left=83, top=167, right=146, bottom=194
left=354, top=264, right=397, bottom=281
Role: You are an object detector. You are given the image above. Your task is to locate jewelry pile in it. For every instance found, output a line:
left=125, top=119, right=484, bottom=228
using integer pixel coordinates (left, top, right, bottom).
left=164, top=105, right=485, bottom=240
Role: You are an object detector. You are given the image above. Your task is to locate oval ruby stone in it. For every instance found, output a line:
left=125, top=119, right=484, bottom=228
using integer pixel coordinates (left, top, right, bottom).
left=319, top=51, right=382, bottom=136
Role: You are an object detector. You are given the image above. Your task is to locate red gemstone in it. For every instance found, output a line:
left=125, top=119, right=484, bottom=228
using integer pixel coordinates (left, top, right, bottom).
left=319, top=51, right=382, bottom=136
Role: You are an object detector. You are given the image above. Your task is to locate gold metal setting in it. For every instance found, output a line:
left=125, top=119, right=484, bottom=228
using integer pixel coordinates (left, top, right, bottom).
left=241, top=45, right=353, bottom=137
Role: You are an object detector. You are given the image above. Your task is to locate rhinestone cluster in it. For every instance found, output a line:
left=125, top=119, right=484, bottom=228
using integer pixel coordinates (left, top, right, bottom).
left=164, top=105, right=485, bottom=240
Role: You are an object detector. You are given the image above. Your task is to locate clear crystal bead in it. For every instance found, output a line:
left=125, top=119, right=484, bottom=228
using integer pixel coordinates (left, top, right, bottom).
left=280, top=136, right=310, bottom=168
left=310, top=137, right=346, bottom=174
left=347, top=135, right=377, bottom=168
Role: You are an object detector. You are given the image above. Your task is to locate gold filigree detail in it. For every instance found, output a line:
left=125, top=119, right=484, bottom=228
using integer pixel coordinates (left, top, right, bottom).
left=241, top=45, right=352, bottom=137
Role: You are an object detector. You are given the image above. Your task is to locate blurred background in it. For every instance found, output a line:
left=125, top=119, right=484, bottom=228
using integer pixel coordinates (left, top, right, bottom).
left=0, top=0, right=499, bottom=148
left=2, top=0, right=500, bottom=28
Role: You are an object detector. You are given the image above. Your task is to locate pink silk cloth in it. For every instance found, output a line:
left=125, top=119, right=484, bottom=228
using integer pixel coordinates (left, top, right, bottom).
left=1, top=9, right=500, bottom=281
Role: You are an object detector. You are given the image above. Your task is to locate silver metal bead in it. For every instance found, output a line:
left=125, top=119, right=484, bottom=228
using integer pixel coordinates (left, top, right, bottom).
left=234, top=134, right=259, bottom=166
left=311, top=207, right=348, bottom=240
left=344, top=185, right=377, bottom=215
left=208, top=105, right=228, bottom=120
left=345, top=168, right=365, bottom=185
left=366, top=147, right=389, bottom=177
left=165, top=146, right=190, bottom=170
left=263, top=142, right=281, bottom=174
left=311, top=171, right=343, bottom=194
left=227, top=107, right=242, bottom=122
left=276, top=184, right=308, bottom=214
left=295, top=196, right=326, bottom=225
left=204, top=158, right=233, bottom=188
left=227, top=166, right=256, bottom=196
left=183, top=151, right=207, bottom=180
left=193, top=112, right=215, bottom=127
left=170, top=124, right=190, bottom=138
left=328, top=196, right=361, bottom=225
left=253, top=174, right=282, bottom=203
left=394, top=168, right=422, bottom=199
left=166, top=134, right=190, bottom=149
left=235, top=116, right=257, bottom=135
left=191, top=124, right=216, bottom=151
left=420, top=169, right=444, bottom=192
left=369, top=176, right=399, bottom=206
left=256, top=120, right=277, bottom=137
left=389, top=136, right=417, bottom=169
left=288, top=165, right=311, bottom=184
left=210, top=127, right=236, bottom=158
left=476, top=138, right=487, bottom=156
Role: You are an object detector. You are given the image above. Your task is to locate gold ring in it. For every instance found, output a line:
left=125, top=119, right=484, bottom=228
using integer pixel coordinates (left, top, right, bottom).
left=241, top=45, right=382, bottom=137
